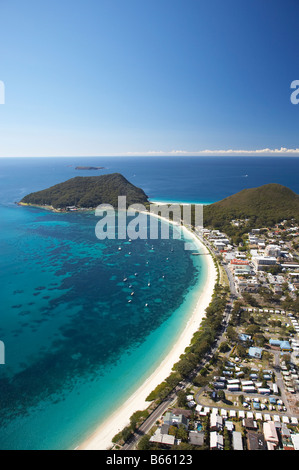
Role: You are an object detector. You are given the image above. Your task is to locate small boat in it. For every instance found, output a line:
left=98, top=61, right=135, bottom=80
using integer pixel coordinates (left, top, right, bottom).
left=118, top=247, right=122, bottom=251
left=123, top=277, right=128, bottom=282
left=129, top=284, right=133, bottom=289
left=145, top=303, right=149, bottom=307
left=128, top=299, right=132, bottom=303
left=131, top=292, right=135, bottom=296
left=134, top=272, right=138, bottom=276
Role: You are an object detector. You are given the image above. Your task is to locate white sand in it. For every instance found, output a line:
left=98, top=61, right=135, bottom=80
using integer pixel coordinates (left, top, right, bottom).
left=79, top=216, right=217, bottom=450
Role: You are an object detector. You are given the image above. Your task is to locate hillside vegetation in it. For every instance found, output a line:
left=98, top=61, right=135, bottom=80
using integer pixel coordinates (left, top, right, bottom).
left=203, top=184, right=299, bottom=231
left=21, top=173, right=149, bottom=209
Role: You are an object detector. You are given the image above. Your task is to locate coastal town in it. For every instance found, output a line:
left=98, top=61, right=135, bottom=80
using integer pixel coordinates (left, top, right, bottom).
left=114, top=218, right=299, bottom=451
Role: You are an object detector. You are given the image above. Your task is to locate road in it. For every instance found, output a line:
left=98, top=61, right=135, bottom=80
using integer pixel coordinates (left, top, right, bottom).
left=273, top=350, right=292, bottom=415
left=195, top=230, right=238, bottom=298
left=122, top=392, right=177, bottom=450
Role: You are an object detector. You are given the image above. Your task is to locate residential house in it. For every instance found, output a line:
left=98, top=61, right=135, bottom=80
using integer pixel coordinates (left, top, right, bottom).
left=232, top=431, right=243, bottom=451
left=248, top=347, right=263, bottom=359
left=247, top=432, right=267, bottom=450
left=149, top=428, right=179, bottom=446
left=163, top=411, right=189, bottom=430
left=210, top=432, right=224, bottom=450
left=291, top=434, right=299, bottom=451
left=188, top=431, right=204, bottom=447
left=210, top=414, right=223, bottom=432
left=242, top=418, right=258, bottom=431
left=263, top=421, right=279, bottom=450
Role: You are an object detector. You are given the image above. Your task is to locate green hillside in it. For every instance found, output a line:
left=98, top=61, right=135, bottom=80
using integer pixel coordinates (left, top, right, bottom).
left=21, top=173, right=149, bottom=209
left=203, top=183, right=299, bottom=229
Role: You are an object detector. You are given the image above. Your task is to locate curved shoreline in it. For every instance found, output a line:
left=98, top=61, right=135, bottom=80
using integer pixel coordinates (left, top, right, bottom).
left=78, top=218, right=218, bottom=451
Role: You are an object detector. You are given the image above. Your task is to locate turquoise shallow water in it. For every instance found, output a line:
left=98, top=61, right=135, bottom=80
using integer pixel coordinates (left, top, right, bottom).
left=0, top=203, right=206, bottom=450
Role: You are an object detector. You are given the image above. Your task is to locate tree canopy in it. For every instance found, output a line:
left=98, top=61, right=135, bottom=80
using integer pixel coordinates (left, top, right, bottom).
left=21, top=173, right=149, bottom=209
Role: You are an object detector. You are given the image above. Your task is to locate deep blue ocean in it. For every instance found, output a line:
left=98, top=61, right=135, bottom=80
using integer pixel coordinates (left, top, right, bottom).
left=0, top=156, right=298, bottom=450
left=1, top=156, right=299, bottom=206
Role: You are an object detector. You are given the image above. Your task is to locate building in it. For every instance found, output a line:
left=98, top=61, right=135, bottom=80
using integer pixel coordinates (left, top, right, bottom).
left=265, top=244, right=281, bottom=258
left=243, top=418, right=258, bottom=431
left=214, top=241, right=226, bottom=250
left=258, top=388, right=271, bottom=395
left=234, top=267, right=252, bottom=276
left=248, top=347, right=263, bottom=359
left=252, top=256, right=277, bottom=271
left=210, top=414, right=223, bottom=431
left=247, top=432, right=267, bottom=450
left=230, top=259, right=250, bottom=266
left=163, top=412, right=189, bottom=430
left=242, top=386, right=256, bottom=393
left=248, top=234, right=260, bottom=245
left=149, top=429, right=179, bottom=446
left=225, top=421, right=234, bottom=432
left=281, top=261, right=299, bottom=269
left=227, top=384, right=241, bottom=392
left=269, top=339, right=292, bottom=352
left=241, top=380, right=255, bottom=387
left=280, top=424, right=294, bottom=450
left=273, top=285, right=283, bottom=295
left=236, top=278, right=259, bottom=293
left=214, top=381, right=226, bottom=389
left=210, top=432, right=224, bottom=450
left=263, top=421, right=279, bottom=450
left=232, top=431, right=243, bottom=451
left=239, top=333, right=252, bottom=342
left=291, top=434, right=299, bottom=451
left=188, top=431, right=204, bottom=447
left=172, top=408, right=192, bottom=419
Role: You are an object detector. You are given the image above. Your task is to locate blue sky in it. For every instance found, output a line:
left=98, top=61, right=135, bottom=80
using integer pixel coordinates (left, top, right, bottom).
left=0, top=0, right=298, bottom=157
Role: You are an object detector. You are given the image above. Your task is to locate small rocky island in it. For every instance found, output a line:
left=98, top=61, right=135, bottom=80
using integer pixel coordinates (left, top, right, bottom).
left=19, top=173, right=149, bottom=212
left=75, top=166, right=105, bottom=170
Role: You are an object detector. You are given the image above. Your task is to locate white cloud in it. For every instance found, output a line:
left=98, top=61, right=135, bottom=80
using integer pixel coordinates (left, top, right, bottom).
left=125, top=147, right=299, bottom=156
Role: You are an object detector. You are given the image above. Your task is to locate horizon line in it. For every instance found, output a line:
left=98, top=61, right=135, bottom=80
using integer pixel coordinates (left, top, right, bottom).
left=1, top=147, right=299, bottom=158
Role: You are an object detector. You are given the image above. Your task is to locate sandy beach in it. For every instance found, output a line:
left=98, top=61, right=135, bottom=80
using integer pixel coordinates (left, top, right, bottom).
left=79, top=213, right=217, bottom=451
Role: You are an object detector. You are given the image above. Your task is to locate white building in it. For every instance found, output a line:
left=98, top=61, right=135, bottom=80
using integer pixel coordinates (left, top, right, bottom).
left=291, top=434, right=299, bottom=450
left=210, top=432, right=224, bottom=450
left=210, top=414, right=223, bottom=431
left=265, top=244, right=281, bottom=258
